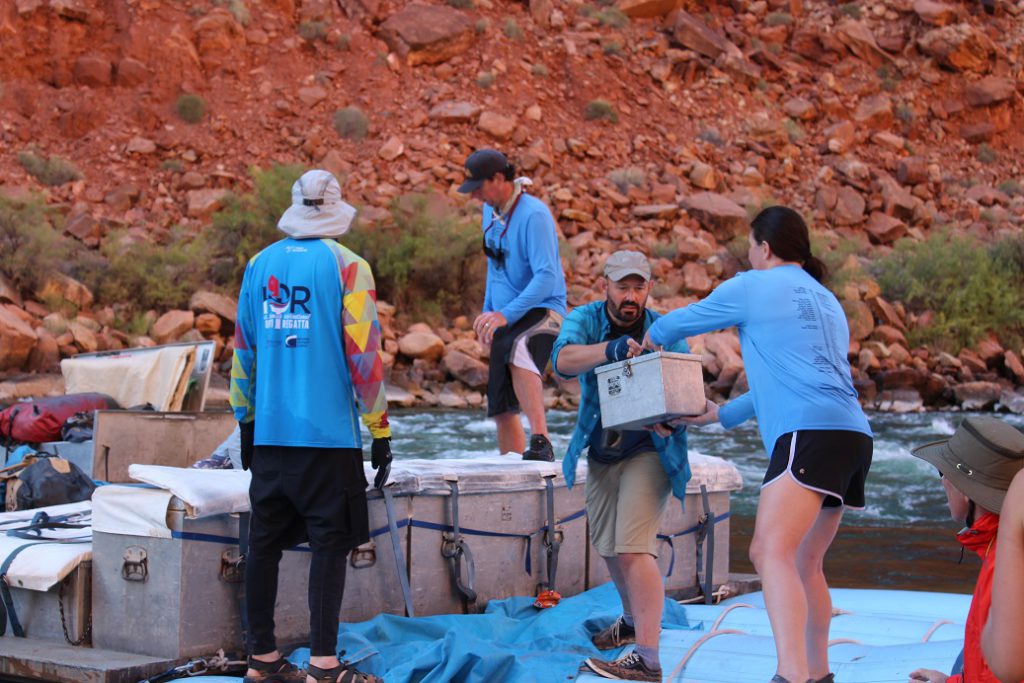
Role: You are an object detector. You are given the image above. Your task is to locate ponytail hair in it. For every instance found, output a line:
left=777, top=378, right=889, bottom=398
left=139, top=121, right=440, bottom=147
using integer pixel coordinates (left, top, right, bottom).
left=750, top=206, right=828, bottom=284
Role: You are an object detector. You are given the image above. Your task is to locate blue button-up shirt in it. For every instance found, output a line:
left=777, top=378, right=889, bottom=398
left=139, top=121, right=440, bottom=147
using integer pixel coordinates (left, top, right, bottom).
left=551, top=300, right=692, bottom=506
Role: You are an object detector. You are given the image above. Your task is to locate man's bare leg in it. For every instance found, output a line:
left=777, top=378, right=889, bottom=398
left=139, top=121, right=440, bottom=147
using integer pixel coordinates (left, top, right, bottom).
left=493, top=411, right=526, bottom=454
left=510, top=365, right=547, bottom=437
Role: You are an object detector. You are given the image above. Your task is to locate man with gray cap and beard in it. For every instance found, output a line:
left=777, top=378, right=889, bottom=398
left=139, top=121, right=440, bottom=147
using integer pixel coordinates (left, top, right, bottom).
left=231, top=170, right=388, bottom=683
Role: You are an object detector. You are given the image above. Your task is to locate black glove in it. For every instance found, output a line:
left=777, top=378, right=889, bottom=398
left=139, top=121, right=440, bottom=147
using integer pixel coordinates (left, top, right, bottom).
left=605, top=336, right=632, bottom=363
left=371, top=437, right=392, bottom=490
left=239, top=421, right=255, bottom=471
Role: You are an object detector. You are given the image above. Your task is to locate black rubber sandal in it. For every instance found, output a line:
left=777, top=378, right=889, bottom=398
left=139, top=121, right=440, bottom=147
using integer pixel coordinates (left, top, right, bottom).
left=243, top=655, right=306, bottom=683
left=307, top=661, right=381, bottom=683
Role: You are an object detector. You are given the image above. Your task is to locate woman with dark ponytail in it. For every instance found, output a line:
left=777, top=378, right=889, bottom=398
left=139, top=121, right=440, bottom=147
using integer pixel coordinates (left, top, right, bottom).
left=641, top=206, right=873, bottom=683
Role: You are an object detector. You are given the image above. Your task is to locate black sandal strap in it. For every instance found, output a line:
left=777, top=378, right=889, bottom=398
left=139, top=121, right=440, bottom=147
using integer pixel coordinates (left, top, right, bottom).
left=307, top=662, right=379, bottom=683
left=248, top=655, right=298, bottom=674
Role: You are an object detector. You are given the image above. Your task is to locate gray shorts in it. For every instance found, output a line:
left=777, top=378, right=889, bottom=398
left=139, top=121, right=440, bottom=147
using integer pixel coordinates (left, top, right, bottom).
left=585, top=451, right=671, bottom=557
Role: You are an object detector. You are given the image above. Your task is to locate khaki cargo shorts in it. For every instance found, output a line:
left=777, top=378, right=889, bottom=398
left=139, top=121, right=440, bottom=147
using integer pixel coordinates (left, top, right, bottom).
left=585, top=450, right=671, bottom=558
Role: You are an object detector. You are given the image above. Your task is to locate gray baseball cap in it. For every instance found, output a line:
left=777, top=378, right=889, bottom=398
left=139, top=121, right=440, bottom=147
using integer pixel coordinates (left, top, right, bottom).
left=604, top=250, right=652, bottom=282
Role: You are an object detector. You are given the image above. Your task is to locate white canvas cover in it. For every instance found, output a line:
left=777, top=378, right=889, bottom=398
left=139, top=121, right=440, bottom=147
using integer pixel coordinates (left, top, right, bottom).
left=61, top=345, right=195, bottom=411
left=0, top=501, right=91, bottom=592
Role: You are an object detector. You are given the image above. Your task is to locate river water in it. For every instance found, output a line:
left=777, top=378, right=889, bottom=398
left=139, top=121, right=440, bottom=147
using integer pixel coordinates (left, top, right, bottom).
left=387, top=409, right=1024, bottom=594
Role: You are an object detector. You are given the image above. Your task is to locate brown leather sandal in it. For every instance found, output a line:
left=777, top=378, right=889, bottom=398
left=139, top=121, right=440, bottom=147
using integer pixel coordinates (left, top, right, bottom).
left=243, top=655, right=306, bottom=683
left=307, top=661, right=381, bottom=683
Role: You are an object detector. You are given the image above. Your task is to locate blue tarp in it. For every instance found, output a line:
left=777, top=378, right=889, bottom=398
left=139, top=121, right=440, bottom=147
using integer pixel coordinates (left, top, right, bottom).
left=286, top=583, right=696, bottom=683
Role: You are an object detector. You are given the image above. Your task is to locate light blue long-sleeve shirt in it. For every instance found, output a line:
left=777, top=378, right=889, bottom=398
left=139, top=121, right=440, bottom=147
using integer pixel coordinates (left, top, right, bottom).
left=648, top=265, right=871, bottom=455
left=481, top=193, right=567, bottom=324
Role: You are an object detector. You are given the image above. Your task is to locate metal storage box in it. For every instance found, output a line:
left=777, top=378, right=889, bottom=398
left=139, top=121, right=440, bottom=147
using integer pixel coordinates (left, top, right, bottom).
left=91, top=485, right=406, bottom=659
left=0, top=561, right=91, bottom=645
left=595, top=351, right=706, bottom=430
left=400, top=459, right=588, bottom=615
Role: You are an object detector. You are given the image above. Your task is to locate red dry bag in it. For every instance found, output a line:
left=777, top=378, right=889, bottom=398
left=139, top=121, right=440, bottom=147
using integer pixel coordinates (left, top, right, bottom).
left=0, top=393, right=119, bottom=445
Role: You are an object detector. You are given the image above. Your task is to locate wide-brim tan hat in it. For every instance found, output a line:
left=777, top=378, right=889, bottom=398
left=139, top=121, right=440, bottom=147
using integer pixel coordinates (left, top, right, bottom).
left=911, top=416, right=1024, bottom=513
left=278, top=170, right=357, bottom=239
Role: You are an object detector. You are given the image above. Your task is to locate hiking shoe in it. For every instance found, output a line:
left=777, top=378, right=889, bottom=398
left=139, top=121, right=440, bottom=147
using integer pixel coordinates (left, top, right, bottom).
left=242, top=655, right=305, bottom=683
left=591, top=615, right=636, bottom=650
left=585, top=651, right=661, bottom=682
left=523, top=434, right=554, bottom=462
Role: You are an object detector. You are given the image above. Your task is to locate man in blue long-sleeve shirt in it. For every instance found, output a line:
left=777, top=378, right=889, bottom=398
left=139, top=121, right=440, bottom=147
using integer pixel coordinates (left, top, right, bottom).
left=458, top=149, right=567, bottom=461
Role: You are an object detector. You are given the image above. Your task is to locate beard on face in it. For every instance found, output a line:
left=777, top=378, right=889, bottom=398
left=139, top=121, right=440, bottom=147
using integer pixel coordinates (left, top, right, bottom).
left=608, top=298, right=642, bottom=324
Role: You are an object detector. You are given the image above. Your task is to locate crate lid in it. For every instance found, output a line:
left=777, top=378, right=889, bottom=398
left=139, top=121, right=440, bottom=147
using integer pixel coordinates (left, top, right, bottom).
left=595, top=350, right=703, bottom=375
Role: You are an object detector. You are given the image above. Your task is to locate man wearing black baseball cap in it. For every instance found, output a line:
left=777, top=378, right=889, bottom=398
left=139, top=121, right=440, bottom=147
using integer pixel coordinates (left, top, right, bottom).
left=458, top=148, right=567, bottom=462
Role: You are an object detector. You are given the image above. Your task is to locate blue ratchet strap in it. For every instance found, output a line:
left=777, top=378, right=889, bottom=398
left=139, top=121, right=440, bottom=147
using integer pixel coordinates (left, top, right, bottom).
left=657, top=509, right=731, bottom=578
left=382, top=486, right=415, bottom=618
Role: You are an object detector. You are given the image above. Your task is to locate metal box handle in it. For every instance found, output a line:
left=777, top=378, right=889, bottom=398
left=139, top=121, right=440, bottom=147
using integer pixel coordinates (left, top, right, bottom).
left=121, top=546, right=148, bottom=582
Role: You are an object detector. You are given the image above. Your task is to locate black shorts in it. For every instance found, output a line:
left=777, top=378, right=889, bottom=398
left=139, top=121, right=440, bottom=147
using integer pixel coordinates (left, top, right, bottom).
left=486, top=307, right=562, bottom=417
left=763, top=430, right=873, bottom=509
left=247, top=445, right=369, bottom=554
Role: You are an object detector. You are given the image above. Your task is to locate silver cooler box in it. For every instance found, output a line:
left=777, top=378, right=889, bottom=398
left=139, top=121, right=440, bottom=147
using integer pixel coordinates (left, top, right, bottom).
left=1, top=561, right=91, bottom=645
left=596, top=351, right=706, bottom=430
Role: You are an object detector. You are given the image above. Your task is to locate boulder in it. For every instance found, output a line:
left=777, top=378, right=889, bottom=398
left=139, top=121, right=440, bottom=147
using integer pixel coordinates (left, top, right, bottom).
left=68, top=320, right=98, bottom=353
left=964, top=77, right=1017, bottom=107
left=913, top=0, right=958, bottom=26
left=477, top=112, right=517, bottom=141
left=379, top=4, right=474, bottom=66
left=868, top=296, right=906, bottom=331
left=195, top=313, right=221, bottom=336
left=36, top=273, right=94, bottom=310
left=116, top=58, right=149, bottom=87
left=187, top=188, right=230, bottom=218
left=954, top=381, right=1001, bottom=410
left=437, top=385, right=469, bottom=409
left=917, top=24, right=995, bottom=73
left=835, top=19, right=889, bottom=67
left=442, top=349, right=489, bottom=389
left=831, top=186, right=865, bottom=226
left=865, top=212, right=906, bottom=244
left=618, top=0, right=682, bottom=18
left=875, top=388, right=924, bottom=413
left=190, top=290, right=237, bottom=323
left=824, top=120, right=856, bottom=154
left=65, top=212, right=101, bottom=247
left=428, top=101, right=481, bottom=124
left=681, top=262, right=713, bottom=296
left=27, top=327, right=60, bottom=373
left=1004, top=350, right=1024, bottom=384
left=783, top=97, right=817, bottom=121
left=126, top=137, right=157, bottom=154
left=682, top=192, right=748, bottom=241
left=378, top=136, right=404, bottom=161
left=297, top=85, right=328, bottom=108
left=873, top=324, right=908, bottom=347
left=73, top=55, right=113, bottom=87
left=193, top=8, right=246, bottom=72
left=1000, top=389, right=1024, bottom=415
left=0, top=307, right=37, bottom=371
left=668, top=10, right=733, bottom=59
left=842, top=299, right=874, bottom=341
left=150, top=310, right=195, bottom=345
left=853, top=95, right=893, bottom=130
left=0, top=274, right=23, bottom=307
left=689, top=162, right=717, bottom=189
left=398, top=331, right=445, bottom=361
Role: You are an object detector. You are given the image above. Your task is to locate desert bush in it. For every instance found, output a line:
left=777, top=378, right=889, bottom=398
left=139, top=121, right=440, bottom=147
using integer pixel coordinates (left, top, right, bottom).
left=765, top=12, right=793, bottom=26
left=475, top=18, right=489, bottom=34
left=175, top=94, right=206, bottom=123
left=343, top=193, right=485, bottom=321
left=503, top=19, right=524, bottom=41
left=608, top=166, right=644, bottom=192
left=17, top=151, right=82, bottom=186
left=977, top=144, right=997, bottom=164
left=597, top=7, right=628, bottom=27
left=298, top=21, right=327, bottom=41
left=447, top=0, right=474, bottom=7
left=333, top=107, right=369, bottom=140
left=0, top=194, right=73, bottom=295
left=872, top=230, right=1024, bottom=350
left=997, top=179, right=1023, bottom=196
left=476, top=71, right=496, bottom=89
left=215, top=0, right=250, bottom=25
left=584, top=99, right=618, bottom=123
left=531, top=63, right=549, bottom=77
left=782, top=118, right=805, bottom=142
left=602, top=40, right=623, bottom=56
left=838, top=3, right=861, bottom=18
left=97, top=229, right=206, bottom=312
left=203, top=164, right=305, bottom=289
left=336, top=34, right=352, bottom=50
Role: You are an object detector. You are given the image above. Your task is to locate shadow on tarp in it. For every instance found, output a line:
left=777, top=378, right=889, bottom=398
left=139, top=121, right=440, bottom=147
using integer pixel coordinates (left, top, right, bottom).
left=284, top=582, right=697, bottom=683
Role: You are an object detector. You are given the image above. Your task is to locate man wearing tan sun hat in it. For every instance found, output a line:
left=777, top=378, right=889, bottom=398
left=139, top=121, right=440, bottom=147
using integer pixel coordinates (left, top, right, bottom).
left=908, top=416, right=1024, bottom=683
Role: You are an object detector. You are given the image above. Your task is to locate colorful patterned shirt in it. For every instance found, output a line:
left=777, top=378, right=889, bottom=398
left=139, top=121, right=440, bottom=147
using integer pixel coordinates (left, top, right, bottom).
left=230, top=237, right=390, bottom=447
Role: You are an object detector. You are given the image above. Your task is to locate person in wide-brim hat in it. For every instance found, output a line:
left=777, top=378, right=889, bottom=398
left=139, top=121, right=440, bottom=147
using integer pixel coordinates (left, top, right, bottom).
left=908, top=416, right=1024, bottom=683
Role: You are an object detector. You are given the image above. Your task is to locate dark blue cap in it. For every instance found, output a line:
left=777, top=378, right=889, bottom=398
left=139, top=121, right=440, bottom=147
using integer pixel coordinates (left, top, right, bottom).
left=458, top=149, right=509, bottom=193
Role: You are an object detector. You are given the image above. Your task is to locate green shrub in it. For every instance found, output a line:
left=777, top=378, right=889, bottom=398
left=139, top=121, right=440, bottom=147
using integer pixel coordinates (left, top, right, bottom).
left=298, top=21, right=327, bottom=41
left=997, top=179, right=1023, bottom=196
left=895, top=104, right=914, bottom=124
left=649, top=241, right=678, bottom=260
left=175, top=94, right=206, bottom=123
left=608, top=166, right=644, bottom=192
left=476, top=71, right=496, bottom=89
left=215, top=0, right=250, bottom=25
left=336, top=34, right=352, bottom=50
left=531, top=63, right=549, bottom=77
left=838, top=3, right=861, bottom=18
left=343, top=193, right=485, bottom=321
left=17, top=151, right=82, bottom=186
left=333, top=107, right=369, bottom=140
left=203, top=164, right=306, bottom=289
left=977, top=143, right=997, bottom=164
left=602, top=40, right=623, bottom=56
left=765, top=11, right=793, bottom=26
left=597, top=7, right=629, bottom=27
left=782, top=118, right=805, bottom=142
left=0, top=194, right=73, bottom=295
left=872, top=230, right=1024, bottom=350
left=447, top=0, right=474, bottom=7
left=583, top=99, right=618, bottom=123
left=161, top=159, right=185, bottom=173
left=475, top=18, right=489, bottom=34
left=503, top=18, right=524, bottom=41
left=97, top=229, right=206, bottom=312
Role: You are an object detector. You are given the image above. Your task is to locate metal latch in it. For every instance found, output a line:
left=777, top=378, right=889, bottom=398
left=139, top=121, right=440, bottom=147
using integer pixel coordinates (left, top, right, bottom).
left=122, top=546, right=148, bottom=582
left=350, top=542, right=377, bottom=569
left=219, top=549, right=245, bottom=583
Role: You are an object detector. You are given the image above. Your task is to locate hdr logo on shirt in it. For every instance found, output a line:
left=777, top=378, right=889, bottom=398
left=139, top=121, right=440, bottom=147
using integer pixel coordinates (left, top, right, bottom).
left=262, top=274, right=312, bottom=335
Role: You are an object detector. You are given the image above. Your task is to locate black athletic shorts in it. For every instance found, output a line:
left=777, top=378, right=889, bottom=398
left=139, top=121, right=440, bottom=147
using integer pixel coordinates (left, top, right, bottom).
left=763, top=430, right=873, bottom=509
left=486, top=307, right=562, bottom=417
left=247, top=445, right=369, bottom=554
